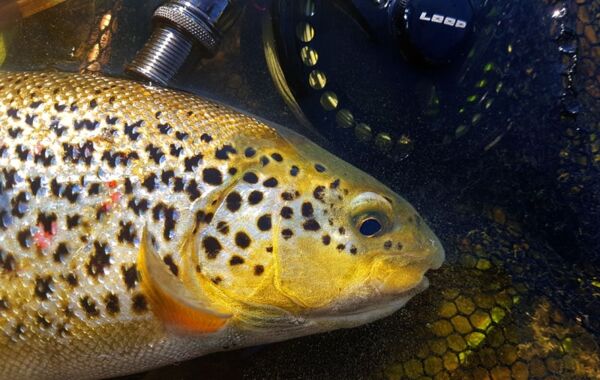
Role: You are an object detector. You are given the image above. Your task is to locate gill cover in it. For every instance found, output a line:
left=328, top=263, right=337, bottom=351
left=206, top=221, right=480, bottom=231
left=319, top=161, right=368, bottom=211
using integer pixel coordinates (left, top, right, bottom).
left=138, top=227, right=231, bottom=334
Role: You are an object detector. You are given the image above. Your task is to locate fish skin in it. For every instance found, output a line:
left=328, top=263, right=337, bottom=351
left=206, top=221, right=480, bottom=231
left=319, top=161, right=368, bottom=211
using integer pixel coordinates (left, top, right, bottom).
left=0, top=71, right=444, bottom=379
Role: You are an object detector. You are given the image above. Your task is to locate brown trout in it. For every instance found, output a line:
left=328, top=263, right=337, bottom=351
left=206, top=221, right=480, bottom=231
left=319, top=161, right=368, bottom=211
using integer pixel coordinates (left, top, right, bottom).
left=0, top=71, right=444, bottom=379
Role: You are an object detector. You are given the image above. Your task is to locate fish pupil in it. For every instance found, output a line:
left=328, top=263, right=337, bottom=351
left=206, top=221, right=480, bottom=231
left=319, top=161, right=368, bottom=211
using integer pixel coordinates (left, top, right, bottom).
left=359, top=218, right=382, bottom=237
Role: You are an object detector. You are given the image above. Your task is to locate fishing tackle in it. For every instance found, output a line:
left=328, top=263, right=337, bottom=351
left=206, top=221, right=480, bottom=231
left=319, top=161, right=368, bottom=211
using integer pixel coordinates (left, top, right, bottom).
left=126, top=0, right=239, bottom=85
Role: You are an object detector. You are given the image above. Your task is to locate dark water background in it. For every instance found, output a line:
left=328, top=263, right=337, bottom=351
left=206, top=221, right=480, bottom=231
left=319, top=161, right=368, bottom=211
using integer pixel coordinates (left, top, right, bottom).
left=2, top=0, right=599, bottom=378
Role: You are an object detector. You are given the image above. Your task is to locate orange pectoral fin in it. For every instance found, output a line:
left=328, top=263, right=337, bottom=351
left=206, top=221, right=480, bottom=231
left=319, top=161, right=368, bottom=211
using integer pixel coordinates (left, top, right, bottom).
left=138, top=228, right=231, bottom=334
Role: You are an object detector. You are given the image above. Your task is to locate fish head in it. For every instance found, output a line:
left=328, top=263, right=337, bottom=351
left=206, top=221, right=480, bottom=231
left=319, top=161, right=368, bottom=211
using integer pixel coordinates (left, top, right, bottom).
left=193, top=127, right=444, bottom=332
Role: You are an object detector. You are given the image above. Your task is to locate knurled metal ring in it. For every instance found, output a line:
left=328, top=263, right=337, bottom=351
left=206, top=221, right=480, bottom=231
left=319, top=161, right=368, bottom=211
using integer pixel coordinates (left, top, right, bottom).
left=154, top=3, right=219, bottom=52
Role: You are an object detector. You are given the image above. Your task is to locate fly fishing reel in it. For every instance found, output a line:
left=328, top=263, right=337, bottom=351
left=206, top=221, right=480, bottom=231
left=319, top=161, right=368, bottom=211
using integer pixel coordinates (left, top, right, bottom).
left=262, top=0, right=563, bottom=162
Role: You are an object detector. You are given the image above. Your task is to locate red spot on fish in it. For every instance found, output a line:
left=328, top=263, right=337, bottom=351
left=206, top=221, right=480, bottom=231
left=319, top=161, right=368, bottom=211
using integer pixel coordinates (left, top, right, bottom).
left=34, top=222, right=57, bottom=250
left=101, top=201, right=112, bottom=212
left=101, top=191, right=122, bottom=212
left=107, top=180, right=118, bottom=189
left=111, top=191, right=121, bottom=203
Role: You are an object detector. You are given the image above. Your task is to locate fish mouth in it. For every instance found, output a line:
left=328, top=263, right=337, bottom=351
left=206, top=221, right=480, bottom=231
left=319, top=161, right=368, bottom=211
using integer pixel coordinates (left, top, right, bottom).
left=307, top=277, right=430, bottom=326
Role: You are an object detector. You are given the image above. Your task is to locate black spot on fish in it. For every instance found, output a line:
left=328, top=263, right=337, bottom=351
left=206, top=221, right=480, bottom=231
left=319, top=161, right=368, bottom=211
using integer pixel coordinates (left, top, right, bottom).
left=161, top=170, right=175, bottom=186
left=66, top=214, right=80, bottom=230
left=163, top=206, right=178, bottom=241
left=117, top=221, right=137, bottom=245
left=230, top=256, right=244, bottom=266
left=271, top=153, right=283, bottom=162
left=34, top=276, right=53, bottom=300
left=158, top=123, right=173, bottom=135
left=128, top=198, right=149, bottom=216
left=8, top=127, right=23, bottom=138
left=50, top=179, right=63, bottom=197
left=74, top=119, right=99, bottom=131
left=314, top=186, right=326, bottom=201
left=243, top=172, right=258, bottom=184
left=37, top=212, right=56, bottom=233
left=36, top=315, right=52, bottom=329
left=244, top=147, right=256, bottom=158
left=303, top=219, right=320, bottom=231
left=146, top=145, right=166, bottom=165
left=105, top=294, right=120, bottom=315
left=80, top=296, right=100, bottom=317
left=0, top=249, right=16, bottom=272
left=330, top=179, right=340, bottom=189
left=54, top=103, right=67, bottom=112
left=384, top=240, right=392, bottom=250
left=235, top=232, right=251, bottom=249
left=63, top=273, right=79, bottom=287
left=184, top=154, right=203, bottom=172
left=142, top=174, right=159, bottom=192
left=17, top=228, right=32, bottom=248
left=2, top=168, right=18, bottom=190
left=226, top=192, right=242, bottom=212
left=338, top=227, right=346, bottom=235
left=350, top=246, right=357, bottom=254
left=215, top=145, right=237, bottom=160
left=260, top=156, right=270, bottom=166
left=106, top=116, right=118, bottom=125
left=336, top=244, right=345, bottom=251
left=7, top=107, right=19, bottom=119
left=203, top=168, right=222, bottom=186
left=186, top=180, right=201, bottom=201
left=122, top=265, right=139, bottom=290
left=281, top=229, right=294, bottom=240
left=34, top=148, right=55, bottom=167
left=11, top=191, right=29, bottom=218
left=254, top=265, right=264, bottom=276
left=322, top=235, right=331, bottom=245
left=25, top=114, right=36, bottom=126
left=53, top=243, right=69, bottom=263
left=173, top=177, right=185, bottom=192
left=124, top=120, right=143, bottom=141
left=152, top=204, right=164, bottom=222
left=124, top=178, right=134, bottom=194
left=29, top=101, right=42, bottom=109
left=88, top=183, right=101, bottom=196
left=200, top=133, right=213, bottom=143
left=195, top=211, right=214, bottom=226
left=63, top=184, right=80, bottom=203
left=15, top=145, right=30, bottom=161
left=263, top=178, right=278, bottom=188
left=228, top=167, right=238, bottom=175
left=315, top=164, right=327, bottom=173
left=87, top=241, right=111, bottom=277
left=175, top=131, right=188, bottom=141
left=212, top=277, right=222, bottom=285
left=257, top=214, right=272, bottom=231
left=203, top=236, right=222, bottom=259
left=89, top=99, right=98, bottom=109
left=0, top=210, right=10, bottom=230
left=281, top=192, right=295, bottom=201
left=217, top=221, right=229, bottom=235
left=163, top=255, right=179, bottom=276
left=281, top=207, right=293, bottom=219
left=248, top=191, right=263, bottom=205
left=50, top=119, right=67, bottom=137
left=301, top=202, right=314, bottom=218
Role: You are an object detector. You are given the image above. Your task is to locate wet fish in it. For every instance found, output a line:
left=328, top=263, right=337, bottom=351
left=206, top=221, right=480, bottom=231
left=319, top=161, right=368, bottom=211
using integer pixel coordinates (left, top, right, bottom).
left=0, top=71, right=444, bottom=379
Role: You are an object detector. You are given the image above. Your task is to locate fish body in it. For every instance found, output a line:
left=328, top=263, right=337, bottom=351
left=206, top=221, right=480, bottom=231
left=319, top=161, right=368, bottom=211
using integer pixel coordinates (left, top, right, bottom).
left=0, top=72, right=444, bottom=379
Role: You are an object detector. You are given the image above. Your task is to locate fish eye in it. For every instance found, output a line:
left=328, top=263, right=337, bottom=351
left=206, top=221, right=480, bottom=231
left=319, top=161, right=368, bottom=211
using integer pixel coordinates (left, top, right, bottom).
left=358, top=217, right=383, bottom=237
